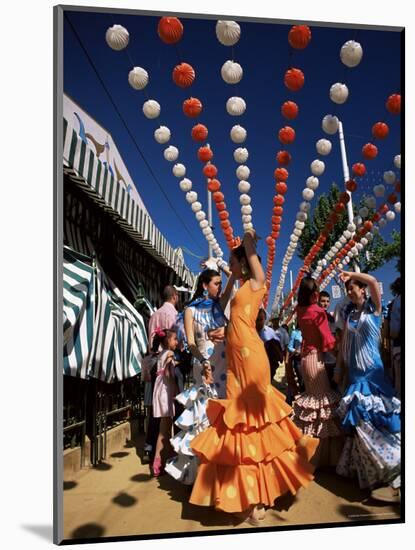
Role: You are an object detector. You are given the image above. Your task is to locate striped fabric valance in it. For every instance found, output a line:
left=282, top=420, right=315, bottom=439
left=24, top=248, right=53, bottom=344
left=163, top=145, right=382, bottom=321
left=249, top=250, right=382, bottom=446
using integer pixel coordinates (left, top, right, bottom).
left=63, top=246, right=148, bottom=382
left=63, top=117, right=195, bottom=289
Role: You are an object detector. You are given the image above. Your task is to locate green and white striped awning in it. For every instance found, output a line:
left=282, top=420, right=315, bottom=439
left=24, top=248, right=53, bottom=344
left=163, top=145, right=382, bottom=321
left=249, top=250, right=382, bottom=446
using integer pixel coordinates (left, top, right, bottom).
left=63, top=117, right=195, bottom=289
left=63, top=246, right=148, bottom=382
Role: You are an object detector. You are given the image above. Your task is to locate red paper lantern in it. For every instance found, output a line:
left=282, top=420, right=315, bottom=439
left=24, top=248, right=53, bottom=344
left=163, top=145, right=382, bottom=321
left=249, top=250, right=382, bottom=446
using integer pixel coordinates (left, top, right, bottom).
left=372, top=122, right=389, bottom=140
left=378, top=203, right=389, bottom=215
left=346, top=179, right=358, bottom=192
left=173, top=63, right=195, bottom=88
left=271, top=231, right=278, bottom=239
left=363, top=221, right=373, bottom=232
left=386, top=94, right=401, bottom=115
left=274, top=167, right=289, bottom=181
left=362, top=143, right=378, bottom=160
left=216, top=201, right=226, bottom=212
left=218, top=211, right=229, bottom=220
left=158, top=17, right=184, bottom=44
left=266, top=236, right=274, bottom=246
left=284, top=68, right=305, bottom=92
left=183, top=97, right=202, bottom=118
left=387, top=193, right=398, bottom=205
left=372, top=212, right=381, bottom=222
left=212, top=191, right=224, bottom=203
left=220, top=220, right=231, bottom=229
left=326, top=222, right=334, bottom=231
left=203, top=164, right=218, bottom=178
left=339, top=191, right=351, bottom=204
left=281, top=101, right=299, bottom=120
left=207, top=178, right=221, bottom=192
left=276, top=150, right=292, bottom=166
left=335, top=202, right=346, bottom=214
left=272, top=225, right=281, bottom=233
left=395, top=181, right=401, bottom=193
left=197, top=146, right=213, bottom=162
left=191, top=123, right=208, bottom=142
left=352, top=163, right=366, bottom=177
left=275, top=181, right=288, bottom=195
left=288, top=25, right=312, bottom=50
left=274, top=194, right=285, bottom=206
left=274, top=206, right=283, bottom=216
left=278, top=126, right=296, bottom=145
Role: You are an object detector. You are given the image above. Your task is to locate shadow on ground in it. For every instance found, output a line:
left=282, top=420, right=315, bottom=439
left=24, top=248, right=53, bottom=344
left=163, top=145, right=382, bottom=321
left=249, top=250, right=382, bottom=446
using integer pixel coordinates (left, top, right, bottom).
left=64, top=480, right=78, bottom=490
left=112, top=491, right=138, bottom=507
left=314, top=470, right=371, bottom=503
left=71, top=522, right=106, bottom=539
left=21, top=525, right=53, bottom=542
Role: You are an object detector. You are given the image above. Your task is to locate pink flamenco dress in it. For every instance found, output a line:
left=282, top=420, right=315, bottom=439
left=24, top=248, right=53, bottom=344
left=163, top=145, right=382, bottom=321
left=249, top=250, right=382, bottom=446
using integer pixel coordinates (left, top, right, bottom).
left=293, top=303, right=344, bottom=467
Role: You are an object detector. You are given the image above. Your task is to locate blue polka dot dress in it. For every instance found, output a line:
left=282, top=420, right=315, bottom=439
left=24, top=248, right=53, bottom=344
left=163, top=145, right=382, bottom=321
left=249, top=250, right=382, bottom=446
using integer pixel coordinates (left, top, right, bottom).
left=336, top=299, right=401, bottom=489
left=165, top=302, right=227, bottom=485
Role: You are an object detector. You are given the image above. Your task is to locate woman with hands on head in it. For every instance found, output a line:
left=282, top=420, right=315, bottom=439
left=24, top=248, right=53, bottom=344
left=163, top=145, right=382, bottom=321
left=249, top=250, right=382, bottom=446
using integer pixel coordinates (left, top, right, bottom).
left=335, top=270, right=401, bottom=503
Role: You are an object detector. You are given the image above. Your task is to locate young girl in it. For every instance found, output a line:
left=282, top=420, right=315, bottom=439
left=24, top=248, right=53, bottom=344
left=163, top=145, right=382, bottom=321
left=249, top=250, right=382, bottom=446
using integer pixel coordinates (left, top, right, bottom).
left=151, top=327, right=179, bottom=476
left=335, top=271, right=400, bottom=502
left=189, top=231, right=318, bottom=526
left=293, top=276, right=344, bottom=467
left=141, top=345, right=160, bottom=463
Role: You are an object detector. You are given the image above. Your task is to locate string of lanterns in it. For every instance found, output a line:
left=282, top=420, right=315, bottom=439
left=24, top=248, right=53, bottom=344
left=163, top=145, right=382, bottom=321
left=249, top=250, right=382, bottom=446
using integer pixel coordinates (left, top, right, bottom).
left=263, top=25, right=312, bottom=309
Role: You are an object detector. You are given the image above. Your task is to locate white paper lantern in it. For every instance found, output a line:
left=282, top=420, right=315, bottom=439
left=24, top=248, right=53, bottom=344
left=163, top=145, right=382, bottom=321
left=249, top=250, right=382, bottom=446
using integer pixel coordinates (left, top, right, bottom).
left=373, top=184, right=385, bottom=197
left=322, top=114, right=339, bottom=135
left=163, top=146, right=179, bottom=162
left=394, top=154, right=401, bottom=170
left=238, top=180, right=251, bottom=193
left=351, top=246, right=359, bottom=255
left=296, top=211, right=308, bottom=222
left=202, top=226, right=212, bottom=235
left=302, top=188, right=314, bottom=201
left=331, top=246, right=338, bottom=254
left=195, top=211, right=206, bottom=221
left=217, top=250, right=224, bottom=257
left=226, top=96, right=246, bottom=116
left=172, top=163, right=186, bottom=177
left=335, top=241, right=342, bottom=249
left=353, top=216, right=362, bottom=227
left=322, top=259, right=327, bottom=267
left=386, top=211, right=396, bottom=222
left=233, top=147, right=249, bottom=163
left=230, top=125, right=247, bottom=143
left=290, top=235, right=299, bottom=243
left=311, top=159, right=325, bottom=176
left=242, top=214, right=252, bottom=223
left=344, top=230, right=352, bottom=239
left=179, top=178, right=192, bottom=192
left=327, top=251, right=334, bottom=259
left=186, top=191, right=198, bottom=204
left=330, top=83, right=349, bottom=104
left=221, top=60, right=243, bottom=84
left=293, top=228, right=302, bottom=237
left=384, top=170, right=396, bottom=184
left=394, top=202, right=401, bottom=214
left=236, top=165, right=250, bottom=180
left=241, top=205, right=252, bottom=215
left=239, top=194, right=251, bottom=205
left=199, top=220, right=209, bottom=229
left=300, top=201, right=311, bottom=212
left=316, top=139, right=332, bottom=156
left=344, top=256, right=351, bottom=263
left=340, top=40, right=363, bottom=68
left=365, top=196, right=377, bottom=209
left=339, top=236, right=347, bottom=244
left=378, top=219, right=387, bottom=229
left=192, top=201, right=202, bottom=213
left=366, top=232, right=374, bottom=241
left=128, top=67, right=149, bottom=90
left=356, top=243, right=364, bottom=251
left=347, top=223, right=356, bottom=233
left=243, top=222, right=254, bottom=231
left=306, top=176, right=319, bottom=190
left=216, top=20, right=241, bottom=46
left=338, top=263, right=344, bottom=270
left=360, top=237, right=368, bottom=246
left=142, top=99, right=161, bottom=119
left=295, top=221, right=305, bottom=230
left=206, top=234, right=215, bottom=241
left=359, top=207, right=369, bottom=218
left=106, top=24, right=129, bottom=51
left=154, top=126, right=171, bottom=144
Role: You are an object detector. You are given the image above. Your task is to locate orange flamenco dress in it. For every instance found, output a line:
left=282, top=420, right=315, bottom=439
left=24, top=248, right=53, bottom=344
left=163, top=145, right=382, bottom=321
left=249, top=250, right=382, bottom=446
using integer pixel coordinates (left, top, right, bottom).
left=189, top=281, right=319, bottom=513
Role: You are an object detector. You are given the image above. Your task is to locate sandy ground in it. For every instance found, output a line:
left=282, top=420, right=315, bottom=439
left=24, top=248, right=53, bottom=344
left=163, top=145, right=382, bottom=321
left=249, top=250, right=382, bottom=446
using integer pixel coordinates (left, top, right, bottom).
left=63, top=434, right=401, bottom=542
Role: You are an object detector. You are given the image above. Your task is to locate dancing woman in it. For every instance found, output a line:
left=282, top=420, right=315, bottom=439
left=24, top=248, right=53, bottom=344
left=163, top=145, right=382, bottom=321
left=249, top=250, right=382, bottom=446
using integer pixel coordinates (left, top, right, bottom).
left=165, top=265, right=235, bottom=484
left=335, top=270, right=401, bottom=502
left=189, top=231, right=318, bottom=525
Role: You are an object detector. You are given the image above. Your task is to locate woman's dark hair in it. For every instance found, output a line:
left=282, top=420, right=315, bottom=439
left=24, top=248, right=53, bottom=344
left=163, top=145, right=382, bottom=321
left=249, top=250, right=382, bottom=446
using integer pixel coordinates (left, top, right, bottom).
left=151, top=328, right=177, bottom=352
left=345, top=279, right=367, bottom=291
left=191, top=269, right=220, bottom=301
left=297, top=276, right=319, bottom=307
left=231, top=245, right=261, bottom=265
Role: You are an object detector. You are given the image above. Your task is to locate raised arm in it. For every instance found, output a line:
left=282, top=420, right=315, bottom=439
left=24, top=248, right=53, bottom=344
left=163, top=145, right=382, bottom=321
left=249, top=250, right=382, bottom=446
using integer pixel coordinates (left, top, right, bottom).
left=243, top=230, right=265, bottom=290
left=218, top=262, right=236, bottom=312
left=340, top=270, right=382, bottom=315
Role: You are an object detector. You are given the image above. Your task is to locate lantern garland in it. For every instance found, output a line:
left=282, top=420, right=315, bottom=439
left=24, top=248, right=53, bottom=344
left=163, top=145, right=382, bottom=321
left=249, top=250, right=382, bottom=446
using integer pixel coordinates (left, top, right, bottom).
left=263, top=25, right=312, bottom=309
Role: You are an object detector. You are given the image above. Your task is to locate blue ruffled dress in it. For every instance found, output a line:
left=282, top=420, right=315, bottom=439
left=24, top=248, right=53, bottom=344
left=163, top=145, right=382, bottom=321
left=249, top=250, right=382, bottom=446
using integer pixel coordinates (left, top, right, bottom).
left=336, top=299, right=401, bottom=489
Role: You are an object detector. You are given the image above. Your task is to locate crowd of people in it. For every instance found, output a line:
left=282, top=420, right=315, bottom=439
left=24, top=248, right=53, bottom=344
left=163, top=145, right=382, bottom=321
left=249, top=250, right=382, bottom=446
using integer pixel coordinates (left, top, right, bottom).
left=139, top=229, right=401, bottom=526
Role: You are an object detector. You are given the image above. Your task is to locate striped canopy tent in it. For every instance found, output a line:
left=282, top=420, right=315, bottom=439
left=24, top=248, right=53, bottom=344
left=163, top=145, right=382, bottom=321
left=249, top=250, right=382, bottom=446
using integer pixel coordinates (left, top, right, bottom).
left=63, top=117, right=195, bottom=292
left=64, top=246, right=148, bottom=382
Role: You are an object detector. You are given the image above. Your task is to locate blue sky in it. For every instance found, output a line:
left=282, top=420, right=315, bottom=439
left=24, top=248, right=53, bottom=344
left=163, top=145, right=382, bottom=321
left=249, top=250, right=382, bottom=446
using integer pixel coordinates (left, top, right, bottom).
left=63, top=9, right=402, bottom=308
